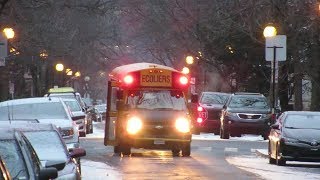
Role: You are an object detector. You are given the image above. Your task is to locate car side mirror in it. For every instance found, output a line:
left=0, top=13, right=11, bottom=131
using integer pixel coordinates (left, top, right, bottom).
left=39, top=167, right=58, bottom=180
left=191, top=94, right=198, bottom=103
left=69, top=148, right=86, bottom=158
left=271, top=124, right=279, bottom=129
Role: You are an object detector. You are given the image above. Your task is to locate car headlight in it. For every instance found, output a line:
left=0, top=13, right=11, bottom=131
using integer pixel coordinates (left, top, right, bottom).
left=175, top=117, right=190, bottom=133
left=126, top=116, right=143, bottom=135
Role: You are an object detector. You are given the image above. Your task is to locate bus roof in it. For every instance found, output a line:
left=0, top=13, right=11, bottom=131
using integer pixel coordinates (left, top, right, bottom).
left=110, top=62, right=179, bottom=80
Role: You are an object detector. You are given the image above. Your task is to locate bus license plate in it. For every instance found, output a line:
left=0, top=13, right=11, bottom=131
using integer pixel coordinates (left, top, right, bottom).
left=154, top=140, right=165, bottom=145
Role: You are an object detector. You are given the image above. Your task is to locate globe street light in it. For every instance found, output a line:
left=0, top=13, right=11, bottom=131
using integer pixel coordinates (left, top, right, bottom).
left=3, top=28, right=15, bottom=39
left=186, top=55, right=194, bottom=65
left=182, top=67, right=190, bottom=74
left=263, top=25, right=277, bottom=38
left=75, top=71, right=81, bottom=77
left=55, top=63, right=64, bottom=72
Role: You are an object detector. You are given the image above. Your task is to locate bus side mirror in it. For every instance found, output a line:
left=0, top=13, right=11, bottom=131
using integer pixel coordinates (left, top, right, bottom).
left=191, top=94, right=198, bottom=103
left=117, top=89, right=123, bottom=99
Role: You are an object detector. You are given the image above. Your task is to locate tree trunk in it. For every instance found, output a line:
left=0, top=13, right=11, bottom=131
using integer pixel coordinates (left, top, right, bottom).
left=293, top=60, right=303, bottom=110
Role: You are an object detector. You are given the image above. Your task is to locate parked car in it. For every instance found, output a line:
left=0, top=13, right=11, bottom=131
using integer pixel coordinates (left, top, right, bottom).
left=87, top=107, right=102, bottom=122
left=63, top=98, right=92, bottom=136
left=17, top=123, right=86, bottom=178
left=95, top=104, right=106, bottom=121
left=0, top=97, right=80, bottom=150
left=0, top=156, right=11, bottom=180
left=268, top=111, right=320, bottom=166
left=190, top=92, right=230, bottom=134
left=45, top=87, right=87, bottom=111
left=220, top=92, right=272, bottom=140
left=0, top=124, right=59, bottom=180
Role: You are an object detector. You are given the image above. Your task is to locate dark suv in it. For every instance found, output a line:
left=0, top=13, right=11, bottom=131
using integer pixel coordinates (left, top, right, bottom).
left=220, top=93, right=272, bottom=140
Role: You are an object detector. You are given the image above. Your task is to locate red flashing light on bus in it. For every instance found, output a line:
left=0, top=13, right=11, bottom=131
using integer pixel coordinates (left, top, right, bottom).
left=124, top=75, right=134, bottom=84
left=179, top=76, right=188, bottom=85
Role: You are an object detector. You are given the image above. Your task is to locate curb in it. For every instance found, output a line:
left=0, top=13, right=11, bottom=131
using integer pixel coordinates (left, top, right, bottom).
left=255, top=149, right=269, bottom=158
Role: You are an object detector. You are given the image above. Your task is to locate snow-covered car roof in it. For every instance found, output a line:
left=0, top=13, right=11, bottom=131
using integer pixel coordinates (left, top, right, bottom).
left=0, top=97, right=62, bottom=106
left=0, top=123, right=56, bottom=139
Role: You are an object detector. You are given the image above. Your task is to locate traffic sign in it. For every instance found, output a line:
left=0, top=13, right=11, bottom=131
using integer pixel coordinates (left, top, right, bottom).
left=265, top=35, right=286, bottom=61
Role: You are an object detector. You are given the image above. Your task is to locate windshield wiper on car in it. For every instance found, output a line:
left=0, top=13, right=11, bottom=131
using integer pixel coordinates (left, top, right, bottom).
left=284, top=126, right=300, bottom=129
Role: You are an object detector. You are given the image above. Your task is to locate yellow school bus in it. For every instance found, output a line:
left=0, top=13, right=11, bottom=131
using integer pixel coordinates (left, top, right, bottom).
left=104, top=62, right=192, bottom=156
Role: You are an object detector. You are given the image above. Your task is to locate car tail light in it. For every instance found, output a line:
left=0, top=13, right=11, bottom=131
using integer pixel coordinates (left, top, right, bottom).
left=197, top=105, right=208, bottom=123
left=197, top=117, right=203, bottom=123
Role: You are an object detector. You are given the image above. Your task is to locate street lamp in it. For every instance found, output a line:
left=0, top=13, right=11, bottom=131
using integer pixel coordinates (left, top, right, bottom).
left=3, top=28, right=15, bottom=39
left=264, top=25, right=277, bottom=117
left=55, top=63, right=64, bottom=72
left=75, top=71, right=81, bottom=77
left=186, top=55, right=194, bottom=65
left=182, top=67, right=190, bottom=74
left=263, top=26, right=277, bottom=38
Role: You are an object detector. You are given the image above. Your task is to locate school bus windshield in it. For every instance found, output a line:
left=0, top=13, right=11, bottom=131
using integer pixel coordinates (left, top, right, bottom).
left=127, top=90, right=187, bottom=111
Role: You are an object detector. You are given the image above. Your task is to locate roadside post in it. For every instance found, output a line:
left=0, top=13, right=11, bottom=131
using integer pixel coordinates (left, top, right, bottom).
left=265, top=35, right=287, bottom=115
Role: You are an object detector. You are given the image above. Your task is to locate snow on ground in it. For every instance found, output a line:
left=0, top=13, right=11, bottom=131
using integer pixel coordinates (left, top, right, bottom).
left=84, top=122, right=105, bottom=139
left=192, top=133, right=267, bottom=142
left=81, top=159, right=123, bottom=180
left=226, top=155, right=320, bottom=180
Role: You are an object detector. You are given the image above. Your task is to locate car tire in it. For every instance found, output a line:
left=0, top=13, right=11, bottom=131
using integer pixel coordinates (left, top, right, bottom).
left=79, top=131, right=86, bottom=137
left=114, top=146, right=120, bottom=153
left=120, top=144, right=131, bottom=156
left=171, top=148, right=180, bottom=157
left=181, top=143, right=191, bottom=157
left=276, top=143, right=286, bottom=166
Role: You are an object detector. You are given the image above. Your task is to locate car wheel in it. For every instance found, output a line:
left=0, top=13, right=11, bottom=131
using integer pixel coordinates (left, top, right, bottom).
left=276, top=143, right=286, bottom=166
left=120, top=144, right=131, bottom=156
left=171, top=148, right=180, bottom=157
left=181, top=143, right=191, bottom=157
left=114, top=146, right=120, bottom=153
left=79, top=131, right=86, bottom=137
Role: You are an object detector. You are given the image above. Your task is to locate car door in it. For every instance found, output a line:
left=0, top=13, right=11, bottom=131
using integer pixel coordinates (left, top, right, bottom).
left=104, top=81, right=119, bottom=146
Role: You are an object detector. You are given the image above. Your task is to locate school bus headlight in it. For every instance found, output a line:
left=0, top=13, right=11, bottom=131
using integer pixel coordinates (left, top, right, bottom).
left=175, top=117, right=190, bottom=133
left=126, top=116, right=143, bottom=134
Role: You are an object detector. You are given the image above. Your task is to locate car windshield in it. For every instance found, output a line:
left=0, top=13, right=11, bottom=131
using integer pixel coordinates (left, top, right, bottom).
left=50, top=94, right=86, bottom=108
left=23, top=131, right=68, bottom=166
left=0, top=102, right=68, bottom=121
left=0, top=140, right=29, bottom=179
left=64, top=100, right=82, bottom=112
left=229, top=96, right=269, bottom=109
left=200, top=93, right=229, bottom=104
left=284, top=114, right=320, bottom=129
left=127, top=90, right=187, bottom=111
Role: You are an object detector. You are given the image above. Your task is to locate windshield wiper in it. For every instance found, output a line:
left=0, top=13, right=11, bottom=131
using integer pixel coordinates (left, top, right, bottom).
left=284, top=126, right=300, bottom=129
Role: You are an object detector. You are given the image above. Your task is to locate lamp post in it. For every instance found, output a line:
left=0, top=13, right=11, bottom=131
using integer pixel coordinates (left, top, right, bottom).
left=55, top=63, right=64, bottom=87
left=263, top=25, right=277, bottom=115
